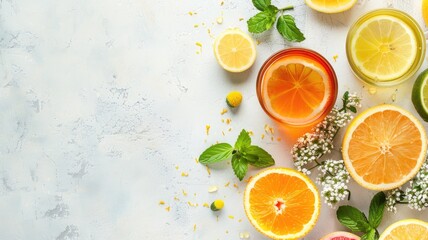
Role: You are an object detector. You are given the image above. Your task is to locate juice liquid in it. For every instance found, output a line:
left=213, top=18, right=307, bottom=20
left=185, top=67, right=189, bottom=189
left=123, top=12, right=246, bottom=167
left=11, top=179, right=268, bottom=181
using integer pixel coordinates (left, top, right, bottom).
left=256, top=48, right=338, bottom=127
left=346, top=9, right=426, bottom=87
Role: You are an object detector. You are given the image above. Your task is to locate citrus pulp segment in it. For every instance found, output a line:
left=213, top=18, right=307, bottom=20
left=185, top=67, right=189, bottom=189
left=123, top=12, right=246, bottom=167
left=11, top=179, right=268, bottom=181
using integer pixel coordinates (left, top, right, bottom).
left=244, top=168, right=320, bottom=239
left=213, top=28, right=256, bottom=73
left=305, top=0, right=357, bottom=13
left=412, top=68, right=428, bottom=121
left=423, top=0, right=428, bottom=26
left=350, top=15, right=417, bottom=81
left=379, top=219, right=428, bottom=240
left=342, top=105, right=427, bottom=191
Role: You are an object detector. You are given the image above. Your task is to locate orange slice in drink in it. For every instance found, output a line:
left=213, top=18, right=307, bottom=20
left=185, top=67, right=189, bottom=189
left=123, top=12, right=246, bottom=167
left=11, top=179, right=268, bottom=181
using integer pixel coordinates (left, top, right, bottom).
left=244, top=168, right=320, bottom=239
left=342, top=105, right=427, bottom=191
left=260, top=54, right=335, bottom=125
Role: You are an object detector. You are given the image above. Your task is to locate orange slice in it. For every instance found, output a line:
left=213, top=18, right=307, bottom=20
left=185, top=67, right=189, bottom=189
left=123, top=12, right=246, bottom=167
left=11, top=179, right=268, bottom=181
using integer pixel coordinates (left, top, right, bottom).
left=342, top=105, right=427, bottom=191
left=244, top=168, right=320, bottom=239
left=262, top=56, right=334, bottom=124
left=305, top=0, right=357, bottom=13
left=379, top=219, right=428, bottom=240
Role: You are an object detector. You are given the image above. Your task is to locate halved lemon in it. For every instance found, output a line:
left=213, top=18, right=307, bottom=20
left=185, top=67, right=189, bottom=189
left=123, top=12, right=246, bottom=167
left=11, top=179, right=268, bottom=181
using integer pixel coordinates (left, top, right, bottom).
left=379, top=219, right=428, bottom=240
left=244, top=168, right=320, bottom=239
left=349, top=14, right=418, bottom=81
left=342, top=105, right=427, bottom=191
left=305, top=0, right=357, bottom=13
left=213, top=28, right=256, bottom=73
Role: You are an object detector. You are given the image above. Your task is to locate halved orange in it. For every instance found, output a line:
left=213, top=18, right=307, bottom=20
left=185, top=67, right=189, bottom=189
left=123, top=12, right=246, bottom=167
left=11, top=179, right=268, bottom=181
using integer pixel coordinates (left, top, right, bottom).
left=379, top=219, right=428, bottom=240
left=244, top=168, right=320, bottom=239
left=305, top=0, right=358, bottom=13
left=342, top=105, right=427, bottom=191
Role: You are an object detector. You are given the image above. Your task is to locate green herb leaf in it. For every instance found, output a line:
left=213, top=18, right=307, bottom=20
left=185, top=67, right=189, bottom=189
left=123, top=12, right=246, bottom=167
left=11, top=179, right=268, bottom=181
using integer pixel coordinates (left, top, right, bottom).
left=348, top=106, right=357, bottom=113
left=361, top=228, right=377, bottom=240
left=235, top=129, right=251, bottom=151
left=276, top=14, right=305, bottom=42
left=368, top=192, right=386, bottom=228
left=247, top=6, right=278, bottom=33
left=199, top=143, right=233, bottom=164
left=251, top=0, right=271, bottom=11
left=232, top=154, right=248, bottom=181
left=337, top=205, right=372, bottom=233
left=244, top=145, right=275, bottom=168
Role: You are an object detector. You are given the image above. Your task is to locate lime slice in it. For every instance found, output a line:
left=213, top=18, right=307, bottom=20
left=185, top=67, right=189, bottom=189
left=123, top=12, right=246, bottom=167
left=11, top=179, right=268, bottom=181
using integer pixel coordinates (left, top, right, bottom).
left=412, top=69, right=428, bottom=122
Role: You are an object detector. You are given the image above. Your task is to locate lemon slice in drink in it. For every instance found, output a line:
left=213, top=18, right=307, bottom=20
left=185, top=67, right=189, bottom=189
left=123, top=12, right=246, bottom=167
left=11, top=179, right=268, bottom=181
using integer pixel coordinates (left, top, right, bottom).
left=213, top=28, right=256, bottom=73
left=350, top=15, right=418, bottom=81
left=412, top=69, right=428, bottom=122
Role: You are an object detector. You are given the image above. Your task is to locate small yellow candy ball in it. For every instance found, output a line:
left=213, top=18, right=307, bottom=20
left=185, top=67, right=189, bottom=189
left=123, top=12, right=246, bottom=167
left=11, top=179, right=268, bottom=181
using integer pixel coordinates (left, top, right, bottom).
left=226, top=91, right=242, bottom=108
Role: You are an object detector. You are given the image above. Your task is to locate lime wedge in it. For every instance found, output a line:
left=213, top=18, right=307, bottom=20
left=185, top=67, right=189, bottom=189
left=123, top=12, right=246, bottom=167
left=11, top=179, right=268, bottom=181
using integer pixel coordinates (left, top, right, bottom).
left=412, top=69, right=428, bottom=121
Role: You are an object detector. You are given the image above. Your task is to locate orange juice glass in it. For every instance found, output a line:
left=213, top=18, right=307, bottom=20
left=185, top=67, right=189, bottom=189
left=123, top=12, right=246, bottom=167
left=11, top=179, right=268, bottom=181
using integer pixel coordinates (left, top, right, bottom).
left=256, top=48, right=338, bottom=127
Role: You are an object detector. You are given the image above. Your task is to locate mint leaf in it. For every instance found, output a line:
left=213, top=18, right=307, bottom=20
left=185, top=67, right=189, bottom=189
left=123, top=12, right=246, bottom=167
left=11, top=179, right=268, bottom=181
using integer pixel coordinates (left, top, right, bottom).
left=244, top=145, right=275, bottom=168
left=247, top=6, right=278, bottom=33
left=276, top=14, right=305, bottom=42
left=337, top=205, right=372, bottom=233
left=235, top=129, right=251, bottom=151
left=368, top=192, right=386, bottom=228
left=232, top=154, right=248, bottom=181
left=361, top=228, right=378, bottom=240
left=252, top=0, right=271, bottom=11
left=199, top=143, right=233, bottom=164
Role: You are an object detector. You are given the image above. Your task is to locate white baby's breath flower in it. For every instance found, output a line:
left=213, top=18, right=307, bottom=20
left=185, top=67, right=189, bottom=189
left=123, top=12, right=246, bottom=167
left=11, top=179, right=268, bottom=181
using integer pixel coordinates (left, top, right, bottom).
left=405, top=160, right=428, bottom=211
left=317, top=160, right=350, bottom=207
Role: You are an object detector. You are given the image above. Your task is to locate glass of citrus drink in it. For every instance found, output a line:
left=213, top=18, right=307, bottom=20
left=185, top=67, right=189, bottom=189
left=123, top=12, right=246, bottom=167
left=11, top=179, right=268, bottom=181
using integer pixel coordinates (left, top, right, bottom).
left=346, top=9, right=426, bottom=87
left=256, top=48, right=338, bottom=127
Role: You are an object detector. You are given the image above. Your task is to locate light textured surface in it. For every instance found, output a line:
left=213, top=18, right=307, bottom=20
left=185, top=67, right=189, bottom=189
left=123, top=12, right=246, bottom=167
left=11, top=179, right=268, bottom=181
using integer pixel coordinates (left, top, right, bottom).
left=1, top=0, right=427, bottom=239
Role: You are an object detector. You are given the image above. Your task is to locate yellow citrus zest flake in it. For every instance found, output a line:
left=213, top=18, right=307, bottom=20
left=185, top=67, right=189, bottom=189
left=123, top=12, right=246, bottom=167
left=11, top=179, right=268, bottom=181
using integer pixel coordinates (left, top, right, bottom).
left=220, top=108, right=228, bottom=115
left=216, top=17, right=223, bottom=24
left=271, top=136, right=274, bottom=141
left=220, top=0, right=224, bottom=6
left=222, top=131, right=225, bottom=136
left=193, top=224, right=197, bottom=232
left=188, top=11, right=196, bottom=16
left=228, top=127, right=232, bottom=132
left=233, top=183, right=238, bottom=188
left=205, top=124, right=210, bottom=135
left=208, top=185, right=219, bottom=193
left=238, top=219, right=242, bottom=223
left=333, top=54, right=338, bottom=62
left=216, top=216, right=219, bottom=222
left=203, top=202, right=209, bottom=208
left=206, top=166, right=211, bottom=175
left=194, top=24, right=199, bottom=28
left=181, top=172, right=189, bottom=177
left=261, top=134, right=265, bottom=139
left=188, top=201, right=198, bottom=207
left=226, top=230, right=229, bottom=234
left=256, top=40, right=261, bottom=45
left=159, top=200, right=165, bottom=205
left=224, top=181, right=230, bottom=187
left=248, top=131, right=253, bottom=136
left=182, top=189, right=188, bottom=196
left=174, top=196, right=180, bottom=201
left=228, top=215, right=234, bottom=219
left=369, top=87, right=377, bottom=95
left=239, top=232, right=250, bottom=239
left=165, top=206, right=171, bottom=212
left=277, top=137, right=282, bottom=142
left=195, top=158, right=199, bottom=164
left=239, top=17, right=244, bottom=21
left=221, top=119, right=225, bottom=123
left=225, top=118, right=232, bottom=124
left=175, top=165, right=179, bottom=170
left=195, top=42, right=202, bottom=47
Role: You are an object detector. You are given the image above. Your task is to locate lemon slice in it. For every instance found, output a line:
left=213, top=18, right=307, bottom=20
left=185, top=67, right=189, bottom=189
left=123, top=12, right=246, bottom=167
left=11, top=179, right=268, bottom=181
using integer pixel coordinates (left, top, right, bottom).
left=423, top=0, right=428, bottom=26
left=213, top=28, right=256, bottom=73
left=380, top=219, right=428, bottom=240
left=350, top=15, right=418, bottom=81
left=305, top=0, right=357, bottom=13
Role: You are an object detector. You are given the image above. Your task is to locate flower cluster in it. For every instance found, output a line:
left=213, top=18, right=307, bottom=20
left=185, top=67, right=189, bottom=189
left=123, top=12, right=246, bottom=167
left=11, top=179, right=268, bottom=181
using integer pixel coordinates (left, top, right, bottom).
left=292, top=92, right=362, bottom=174
left=406, top=160, right=428, bottom=210
left=386, top=159, right=428, bottom=212
left=316, top=160, right=350, bottom=207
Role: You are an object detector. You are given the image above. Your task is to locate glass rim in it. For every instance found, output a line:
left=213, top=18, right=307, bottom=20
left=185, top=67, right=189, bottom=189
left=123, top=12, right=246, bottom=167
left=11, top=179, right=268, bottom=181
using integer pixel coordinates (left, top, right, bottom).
left=256, top=47, right=338, bottom=127
left=346, top=8, right=427, bottom=87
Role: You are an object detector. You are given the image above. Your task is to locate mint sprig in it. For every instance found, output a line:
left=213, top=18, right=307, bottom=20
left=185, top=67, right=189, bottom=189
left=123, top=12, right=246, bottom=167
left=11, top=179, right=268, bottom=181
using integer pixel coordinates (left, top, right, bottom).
left=336, top=192, right=386, bottom=240
left=199, top=129, right=275, bottom=181
left=248, top=0, right=305, bottom=42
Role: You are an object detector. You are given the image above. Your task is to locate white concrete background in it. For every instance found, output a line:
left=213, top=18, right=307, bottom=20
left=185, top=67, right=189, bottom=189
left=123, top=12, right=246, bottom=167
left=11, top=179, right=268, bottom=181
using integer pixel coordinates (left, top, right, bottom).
left=1, top=0, right=427, bottom=239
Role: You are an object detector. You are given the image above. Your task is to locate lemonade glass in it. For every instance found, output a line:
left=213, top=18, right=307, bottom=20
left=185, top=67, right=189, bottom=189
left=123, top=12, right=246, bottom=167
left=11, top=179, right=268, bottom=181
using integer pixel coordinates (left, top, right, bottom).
left=256, top=48, right=338, bottom=127
left=346, top=9, right=426, bottom=87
